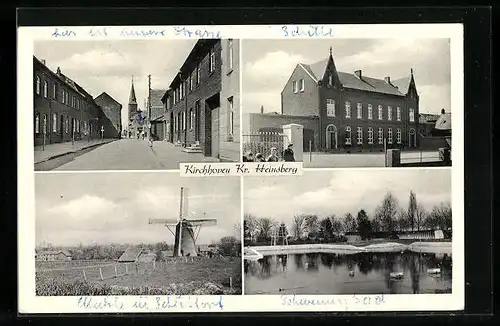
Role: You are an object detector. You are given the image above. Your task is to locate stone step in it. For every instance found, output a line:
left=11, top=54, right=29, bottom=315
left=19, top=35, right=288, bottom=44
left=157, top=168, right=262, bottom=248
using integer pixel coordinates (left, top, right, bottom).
left=182, top=147, right=203, bottom=153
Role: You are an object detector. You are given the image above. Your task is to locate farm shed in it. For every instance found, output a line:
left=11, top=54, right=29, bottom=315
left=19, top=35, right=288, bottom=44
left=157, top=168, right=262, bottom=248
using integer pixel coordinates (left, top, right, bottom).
left=36, top=250, right=72, bottom=261
left=118, top=248, right=156, bottom=263
left=161, top=250, right=174, bottom=258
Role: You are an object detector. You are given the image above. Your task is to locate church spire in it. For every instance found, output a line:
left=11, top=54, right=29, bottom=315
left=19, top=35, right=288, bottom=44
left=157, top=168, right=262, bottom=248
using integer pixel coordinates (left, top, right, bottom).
left=129, top=75, right=137, bottom=105
left=329, top=46, right=332, bottom=56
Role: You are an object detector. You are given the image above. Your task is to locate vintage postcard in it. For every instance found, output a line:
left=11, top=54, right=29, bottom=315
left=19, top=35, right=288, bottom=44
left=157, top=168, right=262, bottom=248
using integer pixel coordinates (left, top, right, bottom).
left=18, top=24, right=463, bottom=313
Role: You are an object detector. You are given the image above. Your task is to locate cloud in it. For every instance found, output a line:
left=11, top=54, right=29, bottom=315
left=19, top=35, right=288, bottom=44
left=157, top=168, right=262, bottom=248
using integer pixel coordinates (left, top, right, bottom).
left=245, top=51, right=305, bottom=81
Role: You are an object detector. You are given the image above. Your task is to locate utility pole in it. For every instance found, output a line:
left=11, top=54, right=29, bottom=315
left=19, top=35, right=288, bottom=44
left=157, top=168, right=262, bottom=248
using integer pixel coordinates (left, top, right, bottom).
left=148, top=74, right=152, bottom=139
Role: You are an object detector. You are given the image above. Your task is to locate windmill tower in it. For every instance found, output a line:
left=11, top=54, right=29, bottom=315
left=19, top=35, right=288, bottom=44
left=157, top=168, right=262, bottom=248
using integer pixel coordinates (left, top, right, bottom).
left=149, top=187, right=217, bottom=257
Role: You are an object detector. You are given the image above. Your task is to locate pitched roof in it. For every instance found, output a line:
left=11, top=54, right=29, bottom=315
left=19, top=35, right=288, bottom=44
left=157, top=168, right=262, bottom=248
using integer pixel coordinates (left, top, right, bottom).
left=129, top=81, right=137, bottom=105
left=39, top=250, right=71, bottom=257
left=299, top=58, right=410, bottom=96
left=149, top=89, right=167, bottom=107
left=419, top=113, right=440, bottom=124
left=117, top=247, right=143, bottom=262
left=435, top=113, right=451, bottom=131
left=95, top=92, right=122, bottom=108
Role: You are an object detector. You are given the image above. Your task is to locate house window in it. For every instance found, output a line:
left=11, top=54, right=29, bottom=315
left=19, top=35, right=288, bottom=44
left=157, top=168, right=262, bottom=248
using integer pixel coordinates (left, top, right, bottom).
left=77, top=120, right=80, bottom=133
left=378, top=104, right=383, bottom=120
left=345, top=101, right=351, bottom=118
left=73, top=118, right=76, bottom=133
left=228, top=39, right=234, bottom=71
left=292, top=80, right=297, bottom=93
left=65, top=91, right=69, bottom=105
left=182, top=111, right=186, bottom=130
left=228, top=97, right=234, bottom=136
left=387, top=106, right=392, bottom=121
left=328, top=74, right=333, bottom=86
left=173, top=90, right=176, bottom=103
left=209, top=48, right=216, bottom=72
left=196, top=63, right=200, bottom=84
left=190, top=71, right=194, bottom=91
left=35, top=113, right=40, bottom=133
left=368, top=104, right=373, bottom=119
left=43, top=115, right=47, bottom=134
left=65, top=117, right=69, bottom=133
left=190, top=109, right=194, bottom=130
left=357, top=127, right=363, bottom=145
left=409, top=108, right=415, bottom=122
left=368, top=127, right=373, bottom=144
left=52, top=83, right=56, bottom=99
left=345, top=126, right=352, bottom=145
left=52, top=113, right=57, bottom=132
left=378, top=128, right=383, bottom=144
left=326, top=99, right=335, bottom=117
left=388, top=128, right=393, bottom=144
left=397, top=128, right=402, bottom=144
left=397, top=107, right=401, bottom=121
left=72, top=96, right=76, bottom=108
left=36, top=76, right=40, bottom=94
left=43, top=80, right=48, bottom=98
left=299, top=79, right=304, bottom=92
left=357, top=103, right=362, bottom=119
left=76, top=99, right=79, bottom=111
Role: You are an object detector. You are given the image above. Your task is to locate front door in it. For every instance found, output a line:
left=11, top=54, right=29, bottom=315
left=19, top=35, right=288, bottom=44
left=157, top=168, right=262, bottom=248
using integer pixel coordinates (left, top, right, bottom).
left=59, top=115, right=64, bottom=143
left=330, top=132, right=337, bottom=149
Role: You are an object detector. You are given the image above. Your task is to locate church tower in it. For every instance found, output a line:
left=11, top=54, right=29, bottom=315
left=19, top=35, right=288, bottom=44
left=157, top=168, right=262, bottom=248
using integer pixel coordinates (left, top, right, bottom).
left=128, top=76, right=138, bottom=121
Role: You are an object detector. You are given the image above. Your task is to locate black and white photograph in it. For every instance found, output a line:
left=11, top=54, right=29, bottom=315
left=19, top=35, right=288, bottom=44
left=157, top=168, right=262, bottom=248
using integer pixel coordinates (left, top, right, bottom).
left=35, top=173, right=242, bottom=295
left=241, top=39, right=452, bottom=168
left=243, top=169, right=452, bottom=294
left=33, top=38, right=240, bottom=171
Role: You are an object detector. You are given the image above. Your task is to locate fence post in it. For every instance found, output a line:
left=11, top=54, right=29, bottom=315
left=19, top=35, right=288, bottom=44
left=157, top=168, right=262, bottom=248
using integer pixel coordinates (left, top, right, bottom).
left=230, top=276, right=233, bottom=289
left=99, top=267, right=104, bottom=281
left=82, top=270, right=87, bottom=281
left=114, top=265, right=118, bottom=277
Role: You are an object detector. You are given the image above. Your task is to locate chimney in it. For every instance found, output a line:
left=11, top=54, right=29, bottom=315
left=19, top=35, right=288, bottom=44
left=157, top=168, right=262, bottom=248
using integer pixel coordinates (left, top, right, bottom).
left=354, top=70, right=362, bottom=79
left=384, top=76, right=391, bottom=84
left=260, top=105, right=264, bottom=114
left=56, top=67, right=61, bottom=75
left=441, top=108, right=445, bottom=115
left=41, top=59, right=46, bottom=66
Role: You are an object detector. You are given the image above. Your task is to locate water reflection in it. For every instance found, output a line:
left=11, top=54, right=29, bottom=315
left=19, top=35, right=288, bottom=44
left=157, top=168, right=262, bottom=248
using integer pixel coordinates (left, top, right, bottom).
left=244, top=251, right=452, bottom=295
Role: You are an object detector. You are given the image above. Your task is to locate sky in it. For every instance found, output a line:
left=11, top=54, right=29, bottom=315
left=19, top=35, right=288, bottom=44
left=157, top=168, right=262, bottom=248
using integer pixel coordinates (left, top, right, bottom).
left=34, top=40, right=197, bottom=129
left=242, top=39, right=451, bottom=115
left=244, top=169, right=451, bottom=224
left=35, top=173, right=241, bottom=247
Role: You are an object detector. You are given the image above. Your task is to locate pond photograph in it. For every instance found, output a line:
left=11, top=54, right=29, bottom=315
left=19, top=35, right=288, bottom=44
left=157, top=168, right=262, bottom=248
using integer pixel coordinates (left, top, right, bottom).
left=244, top=251, right=452, bottom=295
left=243, top=168, right=452, bottom=295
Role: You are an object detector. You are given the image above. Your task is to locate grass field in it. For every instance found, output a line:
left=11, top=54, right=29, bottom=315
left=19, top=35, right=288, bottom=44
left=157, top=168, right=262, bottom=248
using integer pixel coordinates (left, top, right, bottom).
left=36, top=257, right=242, bottom=296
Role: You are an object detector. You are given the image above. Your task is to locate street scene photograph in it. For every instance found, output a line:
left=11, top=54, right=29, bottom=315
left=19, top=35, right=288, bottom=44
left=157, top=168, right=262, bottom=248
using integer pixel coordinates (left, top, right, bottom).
left=241, top=39, right=452, bottom=167
left=35, top=172, right=242, bottom=295
left=243, top=168, right=452, bottom=295
left=33, top=38, right=240, bottom=171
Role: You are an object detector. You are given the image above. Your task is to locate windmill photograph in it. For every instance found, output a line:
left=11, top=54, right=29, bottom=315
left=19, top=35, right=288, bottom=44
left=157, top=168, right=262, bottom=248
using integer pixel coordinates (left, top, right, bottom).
left=35, top=172, right=242, bottom=296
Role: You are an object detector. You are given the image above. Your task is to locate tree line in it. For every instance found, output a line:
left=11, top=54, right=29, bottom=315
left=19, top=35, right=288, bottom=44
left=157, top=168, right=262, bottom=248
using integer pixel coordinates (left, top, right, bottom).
left=244, top=190, right=452, bottom=244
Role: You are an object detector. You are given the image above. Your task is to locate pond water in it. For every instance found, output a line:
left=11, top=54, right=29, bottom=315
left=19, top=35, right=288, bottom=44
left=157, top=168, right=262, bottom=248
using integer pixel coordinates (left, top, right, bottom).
left=244, top=251, right=452, bottom=295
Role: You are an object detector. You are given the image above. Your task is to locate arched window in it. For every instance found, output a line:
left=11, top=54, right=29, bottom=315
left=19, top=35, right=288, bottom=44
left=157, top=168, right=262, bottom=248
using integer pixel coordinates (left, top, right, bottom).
left=35, top=114, right=40, bottom=134
left=345, top=126, right=352, bottom=145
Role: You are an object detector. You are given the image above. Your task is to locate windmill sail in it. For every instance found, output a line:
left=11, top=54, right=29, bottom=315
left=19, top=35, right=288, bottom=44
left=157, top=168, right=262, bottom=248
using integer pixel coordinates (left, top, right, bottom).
left=184, top=219, right=217, bottom=227
left=148, top=218, right=178, bottom=225
left=182, top=187, right=190, bottom=218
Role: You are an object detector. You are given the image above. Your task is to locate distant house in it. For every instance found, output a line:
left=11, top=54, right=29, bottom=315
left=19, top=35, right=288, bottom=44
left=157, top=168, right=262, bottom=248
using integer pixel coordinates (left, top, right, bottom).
left=148, top=89, right=168, bottom=141
left=117, top=248, right=156, bottom=263
left=161, top=250, right=174, bottom=258
left=36, top=250, right=72, bottom=261
left=419, top=113, right=440, bottom=136
left=197, top=244, right=211, bottom=256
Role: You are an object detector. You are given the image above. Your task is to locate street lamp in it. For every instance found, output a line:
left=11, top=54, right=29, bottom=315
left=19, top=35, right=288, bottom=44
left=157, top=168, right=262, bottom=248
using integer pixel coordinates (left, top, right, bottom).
left=178, top=71, right=188, bottom=148
left=101, top=125, right=104, bottom=142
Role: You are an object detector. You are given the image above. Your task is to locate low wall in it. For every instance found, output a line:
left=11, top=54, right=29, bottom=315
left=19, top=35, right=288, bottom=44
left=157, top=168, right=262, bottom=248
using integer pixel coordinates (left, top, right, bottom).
left=247, top=241, right=452, bottom=256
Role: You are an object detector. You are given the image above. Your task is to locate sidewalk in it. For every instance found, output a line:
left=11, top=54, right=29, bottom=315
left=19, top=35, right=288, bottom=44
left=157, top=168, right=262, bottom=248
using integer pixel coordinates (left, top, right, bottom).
left=34, top=138, right=116, bottom=164
left=149, top=140, right=220, bottom=169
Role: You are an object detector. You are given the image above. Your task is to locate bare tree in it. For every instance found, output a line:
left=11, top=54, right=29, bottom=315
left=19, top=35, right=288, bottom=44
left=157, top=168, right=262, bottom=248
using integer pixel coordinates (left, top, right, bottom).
left=304, top=215, right=320, bottom=239
left=407, top=191, right=417, bottom=231
left=343, top=213, right=357, bottom=232
left=290, top=214, right=306, bottom=240
left=328, top=214, right=343, bottom=235
left=397, top=209, right=408, bottom=232
left=415, top=204, right=427, bottom=231
left=244, top=213, right=260, bottom=243
left=257, top=217, right=275, bottom=241
left=375, top=192, right=399, bottom=232
left=233, top=221, right=242, bottom=241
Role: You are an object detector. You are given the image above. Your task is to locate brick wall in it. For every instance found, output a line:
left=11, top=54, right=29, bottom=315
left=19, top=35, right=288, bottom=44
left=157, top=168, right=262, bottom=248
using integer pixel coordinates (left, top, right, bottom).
left=167, top=40, right=222, bottom=157
left=281, top=65, right=319, bottom=116
left=317, top=86, right=419, bottom=151
left=33, top=61, right=101, bottom=146
left=245, top=113, right=320, bottom=150
left=219, top=39, right=240, bottom=162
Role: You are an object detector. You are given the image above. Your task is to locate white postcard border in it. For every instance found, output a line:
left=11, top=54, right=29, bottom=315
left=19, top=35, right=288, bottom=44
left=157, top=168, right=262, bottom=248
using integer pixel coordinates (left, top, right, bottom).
left=18, top=23, right=464, bottom=313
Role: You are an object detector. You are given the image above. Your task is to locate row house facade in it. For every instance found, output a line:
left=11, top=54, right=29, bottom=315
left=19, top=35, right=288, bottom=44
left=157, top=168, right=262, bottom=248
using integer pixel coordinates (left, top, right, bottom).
left=94, top=92, right=123, bottom=139
left=279, top=48, right=419, bottom=152
left=162, top=39, right=240, bottom=161
left=33, top=56, right=106, bottom=146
